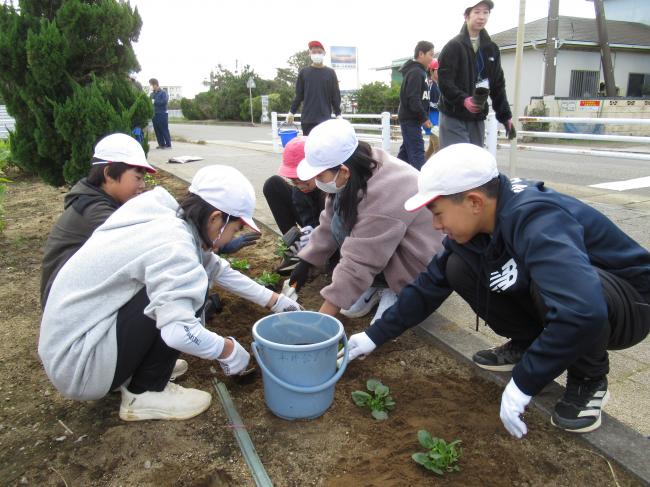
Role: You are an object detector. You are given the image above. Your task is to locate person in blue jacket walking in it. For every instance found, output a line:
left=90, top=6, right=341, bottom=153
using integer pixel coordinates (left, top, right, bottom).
left=342, top=143, right=650, bottom=437
left=149, top=78, right=172, bottom=149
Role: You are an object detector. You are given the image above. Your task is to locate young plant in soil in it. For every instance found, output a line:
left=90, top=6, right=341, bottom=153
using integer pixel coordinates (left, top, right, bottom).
left=228, top=257, right=250, bottom=271
left=351, top=379, right=395, bottom=420
left=255, top=271, right=282, bottom=289
left=412, top=430, right=462, bottom=476
left=275, top=237, right=289, bottom=257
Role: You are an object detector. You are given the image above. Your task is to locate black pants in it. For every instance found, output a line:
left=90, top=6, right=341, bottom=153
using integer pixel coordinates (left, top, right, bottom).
left=263, top=175, right=302, bottom=235
left=110, top=288, right=180, bottom=394
left=301, top=122, right=318, bottom=136
left=397, top=120, right=425, bottom=170
left=152, top=112, right=171, bottom=147
left=446, top=253, right=650, bottom=380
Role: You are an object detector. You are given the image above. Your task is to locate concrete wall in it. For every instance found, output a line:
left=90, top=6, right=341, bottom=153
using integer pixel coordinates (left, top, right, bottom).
left=500, top=49, right=545, bottom=119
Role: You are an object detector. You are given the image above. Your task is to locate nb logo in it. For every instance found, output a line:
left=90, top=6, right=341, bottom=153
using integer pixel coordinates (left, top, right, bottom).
left=490, top=258, right=518, bottom=292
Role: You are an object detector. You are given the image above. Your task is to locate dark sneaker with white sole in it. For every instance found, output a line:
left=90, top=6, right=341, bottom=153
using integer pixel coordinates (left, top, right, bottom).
left=551, top=376, right=609, bottom=433
left=472, top=340, right=526, bottom=371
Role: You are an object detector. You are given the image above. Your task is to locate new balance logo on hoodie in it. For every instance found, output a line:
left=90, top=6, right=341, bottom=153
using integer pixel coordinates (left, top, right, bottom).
left=490, top=258, right=518, bottom=292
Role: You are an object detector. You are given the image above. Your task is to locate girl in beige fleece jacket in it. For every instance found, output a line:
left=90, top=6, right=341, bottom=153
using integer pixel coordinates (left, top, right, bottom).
left=289, top=119, right=444, bottom=323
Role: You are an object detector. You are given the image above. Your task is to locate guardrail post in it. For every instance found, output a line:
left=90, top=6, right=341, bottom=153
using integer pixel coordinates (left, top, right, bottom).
left=485, top=110, right=498, bottom=157
left=271, top=112, right=279, bottom=153
left=381, top=112, right=391, bottom=152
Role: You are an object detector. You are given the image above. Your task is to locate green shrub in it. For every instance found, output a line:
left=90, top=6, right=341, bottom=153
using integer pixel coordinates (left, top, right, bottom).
left=522, top=103, right=550, bottom=132
left=239, top=92, right=292, bottom=122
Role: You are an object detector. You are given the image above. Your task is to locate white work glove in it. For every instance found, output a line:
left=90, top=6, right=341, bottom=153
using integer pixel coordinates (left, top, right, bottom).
left=500, top=378, right=532, bottom=438
left=286, top=113, right=294, bottom=124
left=297, top=225, right=314, bottom=250
left=271, top=293, right=302, bottom=313
left=217, top=337, right=250, bottom=376
left=281, top=279, right=299, bottom=301
left=338, top=332, right=376, bottom=363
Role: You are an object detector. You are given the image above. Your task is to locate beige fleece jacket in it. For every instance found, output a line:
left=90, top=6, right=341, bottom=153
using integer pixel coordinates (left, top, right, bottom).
left=298, top=148, right=444, bottom=309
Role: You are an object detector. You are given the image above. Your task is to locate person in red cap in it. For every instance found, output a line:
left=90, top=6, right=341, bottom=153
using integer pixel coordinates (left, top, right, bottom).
left=437, top=1, right=515, bottom=148
left=263, top=136, right=325, bottom=274
left=287, top=41, right=341, bottom=135
left=424, top=59, right=441, bottom=160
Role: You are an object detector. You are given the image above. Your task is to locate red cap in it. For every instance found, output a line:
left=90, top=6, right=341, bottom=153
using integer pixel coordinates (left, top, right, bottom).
left=278, top=136, right=307, bottom=179
left=308, top=40, right=324, bottom=50
left=429, top=59, right=439, bottom=71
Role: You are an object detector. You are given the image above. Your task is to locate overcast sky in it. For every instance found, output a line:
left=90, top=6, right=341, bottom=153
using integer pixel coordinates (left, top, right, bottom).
left=130, top=0, right=597, bottom=97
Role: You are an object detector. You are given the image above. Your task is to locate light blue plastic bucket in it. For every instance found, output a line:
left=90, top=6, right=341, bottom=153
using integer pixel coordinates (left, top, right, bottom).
left=278, top=122, right=299, bottom=147
left=251, top=311, right=349, bottom=420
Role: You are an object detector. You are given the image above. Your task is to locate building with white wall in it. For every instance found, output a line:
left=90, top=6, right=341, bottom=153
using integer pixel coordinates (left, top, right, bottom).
left=491, top=16, right=650, bottom=117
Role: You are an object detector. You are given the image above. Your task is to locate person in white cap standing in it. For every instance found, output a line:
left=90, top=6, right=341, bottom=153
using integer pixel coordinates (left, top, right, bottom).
left=41, top=133, right=156, bottom=308
left=288, top=118, right=443, bottom=324
left=437, top=1, right=514, bottom=148
left=343, top=143, right=650, bottom=437
left=39, top=165, right=301, bottom=422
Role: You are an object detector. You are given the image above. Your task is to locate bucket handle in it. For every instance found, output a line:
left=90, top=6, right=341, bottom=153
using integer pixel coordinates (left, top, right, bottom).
left=251, top=334, right=349, bottom=394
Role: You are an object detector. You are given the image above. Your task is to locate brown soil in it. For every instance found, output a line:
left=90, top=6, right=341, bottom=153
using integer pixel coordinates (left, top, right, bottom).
left=0, top=169, right=641, bottom=487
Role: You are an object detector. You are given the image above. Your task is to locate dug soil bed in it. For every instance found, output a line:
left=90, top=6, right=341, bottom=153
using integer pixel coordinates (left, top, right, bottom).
left=0, top=169, right=640, bottom=486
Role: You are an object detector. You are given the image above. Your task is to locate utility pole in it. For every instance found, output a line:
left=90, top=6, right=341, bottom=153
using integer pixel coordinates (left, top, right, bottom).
left=594, top=0, right=617, bottom=96
left=543, top=0, right=559, bottom=95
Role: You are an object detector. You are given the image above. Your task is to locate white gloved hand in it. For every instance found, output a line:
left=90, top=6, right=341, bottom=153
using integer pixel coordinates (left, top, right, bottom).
left=337, top=332, right=376, bottom=363
left=500, top=378, right=532, bottom=438
left=286, top=113, right=294, bottom=124
left=271, top=293, right=302, bottom=313
left=281, top=279, right=298, bottom=301
left=298, top=225, right=314, bottom=250
left=217, top=337, right=250, bottom=376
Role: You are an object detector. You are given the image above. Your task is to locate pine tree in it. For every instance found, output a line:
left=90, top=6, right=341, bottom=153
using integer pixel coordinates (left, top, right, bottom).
left=0, top=0, right=152, bottom=185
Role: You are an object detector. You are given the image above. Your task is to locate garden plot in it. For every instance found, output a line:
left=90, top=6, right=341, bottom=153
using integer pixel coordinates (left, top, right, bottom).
left=0, top=169, right=640, bottom=486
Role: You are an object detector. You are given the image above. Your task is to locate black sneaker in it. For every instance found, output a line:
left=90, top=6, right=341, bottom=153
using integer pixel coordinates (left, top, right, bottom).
left=275, top=254, right=300, bottom=276
left=472, top=340, right=526, bottom=371
left=551, top=376, right=609, bottom=433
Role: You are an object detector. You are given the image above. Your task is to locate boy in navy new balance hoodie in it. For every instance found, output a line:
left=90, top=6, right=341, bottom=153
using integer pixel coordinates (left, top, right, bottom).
left=342, top=143, right=650, bottom=437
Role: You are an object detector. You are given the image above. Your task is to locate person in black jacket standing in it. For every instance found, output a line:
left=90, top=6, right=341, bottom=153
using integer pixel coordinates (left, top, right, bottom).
left=288, top=40, right=341, bottom=135
left=397, top=41, right=434, bottom=170
left=341, top=143, right=650, bottom=438
left=438, top=1, right=514, bottom=148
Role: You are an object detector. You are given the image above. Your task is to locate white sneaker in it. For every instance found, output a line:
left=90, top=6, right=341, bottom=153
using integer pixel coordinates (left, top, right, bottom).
left=170, top=359, right=188, bottom=380
left=119, top=382, right=211, bottom=421
left=341, top=287, right=381, bottom=318
left=370, top=289, right=398, bottom=325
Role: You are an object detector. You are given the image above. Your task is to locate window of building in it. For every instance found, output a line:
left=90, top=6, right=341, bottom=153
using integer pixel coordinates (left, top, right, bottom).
left=627, top=73, right=650, bottom=97
left=569, top=70, right=599, bottom=98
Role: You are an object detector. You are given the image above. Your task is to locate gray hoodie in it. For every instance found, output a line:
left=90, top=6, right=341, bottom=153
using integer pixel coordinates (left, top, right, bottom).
left=39, top=187, right=271, bottom=400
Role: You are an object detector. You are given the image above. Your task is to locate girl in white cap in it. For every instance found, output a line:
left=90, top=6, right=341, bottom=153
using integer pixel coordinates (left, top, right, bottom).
left=289, top=119, right=444, bottom=324
left=39, top=165, right=300, bottom=421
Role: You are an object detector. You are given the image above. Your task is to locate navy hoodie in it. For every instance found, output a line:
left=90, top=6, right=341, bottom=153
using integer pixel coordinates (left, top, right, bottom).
left=398, top=59, right=429, bottom=123
left=366, top=175, right=650, bottom=396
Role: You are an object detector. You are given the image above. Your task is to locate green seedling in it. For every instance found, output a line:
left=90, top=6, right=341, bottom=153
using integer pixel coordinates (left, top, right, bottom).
left=228, top=257, right=250, bottom=271
left=412, top=430, right=462, bottom=476
left=255, top=271, right=281, bottom=288
left=351, top=379, right=395, bottom=421
left=275, top=237, right=289, bottom=257
left=144, top=173, right=158, bottom=188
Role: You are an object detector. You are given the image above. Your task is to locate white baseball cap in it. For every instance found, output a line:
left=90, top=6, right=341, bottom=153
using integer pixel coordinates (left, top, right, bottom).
left=92, top=133, right=156, bottom=173
left=404, top=143, right=499, bottom=212
left=188, top=165, right=260, bottom=232
left=297, top=119, right=359, bottom=181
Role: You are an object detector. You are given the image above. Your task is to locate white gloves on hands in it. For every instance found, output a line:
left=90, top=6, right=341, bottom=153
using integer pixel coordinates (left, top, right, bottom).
left=271, top=293, right=302, bottom=313
left=217, top=337, right=250, bottom=376
left=339, top=332, right=376, bottom=362
left=281, top=279, right=299, bottom=301
left=297, top=225, right=314, bottom=250
left=500, top=378, right=532, bottom=438
left=286, top=113, right=294, bottom=124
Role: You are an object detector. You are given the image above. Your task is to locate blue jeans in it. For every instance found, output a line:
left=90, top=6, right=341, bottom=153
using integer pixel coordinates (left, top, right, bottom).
left=397, top=120, right=425, bottom=170
left=152, top=112, right=172, bottom=147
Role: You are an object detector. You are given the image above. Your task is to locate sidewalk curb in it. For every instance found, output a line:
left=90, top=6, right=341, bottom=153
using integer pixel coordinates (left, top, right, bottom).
left=416, top=312, right=650, bottom=487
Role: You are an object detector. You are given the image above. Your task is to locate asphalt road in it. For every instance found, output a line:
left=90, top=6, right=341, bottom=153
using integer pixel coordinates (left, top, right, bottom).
left=169, top=122, right=650, bottom=198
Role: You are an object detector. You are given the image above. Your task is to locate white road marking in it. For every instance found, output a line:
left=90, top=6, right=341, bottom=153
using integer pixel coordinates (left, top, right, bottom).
left=589, top=176, right=650, bottom=191
left=250, top=140, right=274, bottom=145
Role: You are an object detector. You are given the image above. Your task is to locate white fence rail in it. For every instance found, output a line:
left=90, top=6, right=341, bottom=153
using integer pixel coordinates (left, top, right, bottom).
left=0, top=105, right=15, bottom=140
left=485, top=113, right=650, bottom=174
left=271, top=112, right=392, bottom=153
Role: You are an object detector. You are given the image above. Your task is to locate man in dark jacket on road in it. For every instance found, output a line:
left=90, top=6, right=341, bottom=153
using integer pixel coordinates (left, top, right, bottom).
left=288, top=40, right=342, bottom=135
left=438, top=1, right=514, bottom=148
left=341, top=143, right=650, bottom=438
left=397, top=41, right=434, bottom=170
left=149, top=78, right=172, bottom=149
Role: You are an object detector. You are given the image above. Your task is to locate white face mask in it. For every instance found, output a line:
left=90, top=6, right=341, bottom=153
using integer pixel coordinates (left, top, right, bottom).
left=310, top=53, right=325, bottom=65
left=211, top=214, right=230, bottom=248
left=315, top=170, right=345, bottom=194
